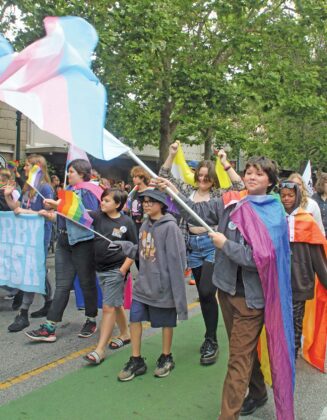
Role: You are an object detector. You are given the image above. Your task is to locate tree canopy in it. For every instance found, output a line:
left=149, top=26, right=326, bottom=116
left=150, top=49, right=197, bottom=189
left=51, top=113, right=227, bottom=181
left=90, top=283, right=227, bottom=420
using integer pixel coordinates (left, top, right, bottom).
left=1, top=0, right=326, bottom=170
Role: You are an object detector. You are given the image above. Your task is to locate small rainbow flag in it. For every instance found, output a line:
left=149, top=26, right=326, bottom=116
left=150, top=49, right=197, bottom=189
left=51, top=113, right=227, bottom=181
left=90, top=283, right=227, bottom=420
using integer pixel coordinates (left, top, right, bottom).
left=26, top=164, right=43, bottom=190
left=57, top=189, right=93, bottom=229
left=6, top=160, right=19, bottom=169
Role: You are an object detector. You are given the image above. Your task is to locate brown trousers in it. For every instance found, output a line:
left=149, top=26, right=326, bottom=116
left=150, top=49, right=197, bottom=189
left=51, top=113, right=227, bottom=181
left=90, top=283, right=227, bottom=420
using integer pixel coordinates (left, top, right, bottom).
left=218, top=290, right=266, bottom=420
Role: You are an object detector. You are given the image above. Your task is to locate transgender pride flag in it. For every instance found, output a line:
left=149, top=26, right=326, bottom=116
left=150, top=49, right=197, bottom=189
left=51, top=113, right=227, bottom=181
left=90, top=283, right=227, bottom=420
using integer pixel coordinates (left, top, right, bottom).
left=0, top=16, right=106, bottom=159
left=228, top=194, right=295, bottom=420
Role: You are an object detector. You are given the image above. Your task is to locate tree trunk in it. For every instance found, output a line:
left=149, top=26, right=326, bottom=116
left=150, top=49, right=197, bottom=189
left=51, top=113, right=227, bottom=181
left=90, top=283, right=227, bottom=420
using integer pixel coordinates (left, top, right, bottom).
left=159, top=100, right=173, bottom=165
left=204, top=134, right=213, bottom=160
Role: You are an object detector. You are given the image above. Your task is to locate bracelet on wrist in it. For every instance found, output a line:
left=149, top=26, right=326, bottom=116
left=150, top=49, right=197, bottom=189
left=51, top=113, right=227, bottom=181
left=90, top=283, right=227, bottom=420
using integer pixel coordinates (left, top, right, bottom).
left=223, top=165, right=232, bottom=171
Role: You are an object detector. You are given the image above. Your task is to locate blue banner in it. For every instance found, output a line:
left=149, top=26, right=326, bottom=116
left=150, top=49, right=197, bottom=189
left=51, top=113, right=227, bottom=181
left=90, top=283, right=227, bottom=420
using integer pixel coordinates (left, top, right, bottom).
left=0, top=212, right=45, bottom=293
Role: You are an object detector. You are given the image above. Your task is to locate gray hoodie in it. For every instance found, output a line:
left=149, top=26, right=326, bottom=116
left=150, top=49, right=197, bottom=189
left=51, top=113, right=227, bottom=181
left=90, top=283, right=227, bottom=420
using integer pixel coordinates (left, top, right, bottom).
left=133, top=213, right=188, bottom=320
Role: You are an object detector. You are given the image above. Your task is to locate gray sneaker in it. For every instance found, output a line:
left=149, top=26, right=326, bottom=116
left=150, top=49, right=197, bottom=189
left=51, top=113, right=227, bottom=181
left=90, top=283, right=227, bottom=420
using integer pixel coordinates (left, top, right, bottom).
left=154, top=353, right=175, bottom=378
left=118, top=356, right=147, bottom=382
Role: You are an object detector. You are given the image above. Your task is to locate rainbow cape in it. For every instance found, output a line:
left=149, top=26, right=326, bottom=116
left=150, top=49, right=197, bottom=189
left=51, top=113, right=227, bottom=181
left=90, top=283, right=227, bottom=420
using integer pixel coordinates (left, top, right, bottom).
left=288, top=208, right=327, bottom=373
left=26, top=164, right=43, bottom=190
left=223, top=191, right=295, bottom=420
left=57, top=189, right=93, bottom=229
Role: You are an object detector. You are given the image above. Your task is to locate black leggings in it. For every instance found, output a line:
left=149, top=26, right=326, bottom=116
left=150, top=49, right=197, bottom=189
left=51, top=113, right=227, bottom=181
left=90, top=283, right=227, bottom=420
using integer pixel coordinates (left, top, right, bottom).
left=192, top=261, right=218, bottom=342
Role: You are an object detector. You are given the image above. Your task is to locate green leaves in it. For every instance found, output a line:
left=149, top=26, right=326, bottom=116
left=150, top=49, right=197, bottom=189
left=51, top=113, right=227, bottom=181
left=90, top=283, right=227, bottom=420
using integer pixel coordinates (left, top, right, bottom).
left=2, top=0, right=326, bottom=169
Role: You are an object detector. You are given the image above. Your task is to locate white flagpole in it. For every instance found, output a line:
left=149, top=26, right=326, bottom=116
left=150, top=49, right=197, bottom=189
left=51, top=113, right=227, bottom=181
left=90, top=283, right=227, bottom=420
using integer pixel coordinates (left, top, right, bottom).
left=126, top=149, right=215, bottom=233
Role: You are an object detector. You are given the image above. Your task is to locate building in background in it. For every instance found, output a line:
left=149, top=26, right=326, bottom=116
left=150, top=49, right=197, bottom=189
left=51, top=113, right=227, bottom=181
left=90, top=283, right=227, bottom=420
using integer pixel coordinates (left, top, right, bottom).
left=0, top=101, right=229, bottom=182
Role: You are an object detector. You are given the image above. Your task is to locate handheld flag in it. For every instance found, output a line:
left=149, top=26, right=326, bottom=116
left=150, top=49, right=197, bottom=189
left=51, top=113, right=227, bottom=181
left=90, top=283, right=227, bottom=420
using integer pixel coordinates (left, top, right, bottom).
left=57, top=189, right=93, bottom=229
left=0, top=16, right=106, bottom=159
left=26, top=164, right=43, bottom=190
left=302, top=161, right=314, bottom=196
left=66, top=144, right=89, bottom=166
left=6, top=160, right=19, bottom=169
left=171, top=143, right=196, bottom=186
left=215, top=158, right=232, bottom=189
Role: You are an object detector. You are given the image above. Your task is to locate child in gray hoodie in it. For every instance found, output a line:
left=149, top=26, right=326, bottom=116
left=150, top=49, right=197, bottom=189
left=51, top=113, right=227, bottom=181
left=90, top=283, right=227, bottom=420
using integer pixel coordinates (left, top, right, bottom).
left=118, top=189, right=187, bottom=381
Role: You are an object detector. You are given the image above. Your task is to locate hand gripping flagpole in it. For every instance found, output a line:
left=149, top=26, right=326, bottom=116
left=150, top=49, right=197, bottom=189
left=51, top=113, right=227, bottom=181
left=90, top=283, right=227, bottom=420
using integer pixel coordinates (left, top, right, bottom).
left=126, top=149, right=215, bottom=234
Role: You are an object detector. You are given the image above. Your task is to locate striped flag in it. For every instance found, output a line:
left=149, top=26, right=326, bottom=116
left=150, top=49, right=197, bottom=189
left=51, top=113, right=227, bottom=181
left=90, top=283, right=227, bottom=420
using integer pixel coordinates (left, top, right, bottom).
left=171, top=143, right=196, bottom=186
left=26, top=164, right=43, bottom=190
left=57, top=189, right=93, bottom=229
left=66, top=144, right=89, bottom=166
left=0, top=16, right=106, bottom=159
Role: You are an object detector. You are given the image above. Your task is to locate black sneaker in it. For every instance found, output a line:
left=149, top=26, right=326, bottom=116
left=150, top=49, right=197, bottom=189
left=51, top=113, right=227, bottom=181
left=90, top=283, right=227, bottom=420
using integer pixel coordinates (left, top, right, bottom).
left=200, top=337, right=219, bottom=365
left=31, top=301, right=52, bottom=318
left=12, top=291, right=23, bottom=311
left=8, top=311, right=30, bottom=332
left=25, top=324, right=57, bottom=342
left=240, top=394, right=268, bottom=416
left=78, top=319, right=97, bottom=338
left=118, top=356, right=147, bottom=381
left=154, top=353, right=175, bottom=378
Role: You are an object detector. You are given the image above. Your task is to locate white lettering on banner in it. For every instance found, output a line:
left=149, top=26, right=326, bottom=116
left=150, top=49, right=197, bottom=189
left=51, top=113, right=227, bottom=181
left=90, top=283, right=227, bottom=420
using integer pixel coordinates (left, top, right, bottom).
left=15, top=218, right=28, bottom=245
left=0, top=217, right=14, bottom=244
left=24, top=247, right=39, bottom=286
left=0, top=214, right=45, bottom=291
left=0, top=243, right=11, bottom=280
left=11, top=245, right=24, bottom=285
left=27, top=219, right=41, bottom=246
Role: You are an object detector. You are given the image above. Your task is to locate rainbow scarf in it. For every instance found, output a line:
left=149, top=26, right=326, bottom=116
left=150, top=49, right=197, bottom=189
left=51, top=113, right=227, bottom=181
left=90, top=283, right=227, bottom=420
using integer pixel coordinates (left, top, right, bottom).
left=224, top=191, right=295, bottom=420
left=57, top=190, right=93, bottom=229
left=288, top=208, right=327, bottom=373
left=26, top=164, right=43, bottom=190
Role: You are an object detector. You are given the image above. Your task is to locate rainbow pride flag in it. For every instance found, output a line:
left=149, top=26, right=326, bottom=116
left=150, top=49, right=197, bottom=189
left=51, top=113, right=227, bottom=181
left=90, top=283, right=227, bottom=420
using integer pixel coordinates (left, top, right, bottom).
left=26, top=164, right=43, bottom=190
left=288, top=208, right=327, bottom=373
left=57, top=189, right=93, bottom=229
left=226, top=193, right=295, bottom=420
left=6, top=160, right=19, bottom=169
left=0, top=16, right=106, bottom=159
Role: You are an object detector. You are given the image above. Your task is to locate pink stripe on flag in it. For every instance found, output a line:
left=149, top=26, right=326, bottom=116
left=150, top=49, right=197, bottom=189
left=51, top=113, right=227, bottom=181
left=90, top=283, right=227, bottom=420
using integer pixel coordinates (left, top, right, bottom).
left=33, top=75, right=73, bottom=142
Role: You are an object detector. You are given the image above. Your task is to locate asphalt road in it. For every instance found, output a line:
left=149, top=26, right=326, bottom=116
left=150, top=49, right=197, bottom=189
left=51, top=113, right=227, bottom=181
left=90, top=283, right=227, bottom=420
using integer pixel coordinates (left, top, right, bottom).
left=0, top=253, right=326, bottom=420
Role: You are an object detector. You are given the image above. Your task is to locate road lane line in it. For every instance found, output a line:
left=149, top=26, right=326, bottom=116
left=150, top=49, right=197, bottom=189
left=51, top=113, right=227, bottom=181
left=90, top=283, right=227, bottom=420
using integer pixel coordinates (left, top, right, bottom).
left=0, top=301, right=200, bottom=390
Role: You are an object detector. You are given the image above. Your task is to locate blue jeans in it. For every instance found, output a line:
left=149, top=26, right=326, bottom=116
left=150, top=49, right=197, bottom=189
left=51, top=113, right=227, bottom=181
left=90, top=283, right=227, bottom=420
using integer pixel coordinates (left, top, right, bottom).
left=187, top=233, right=215, bottom=268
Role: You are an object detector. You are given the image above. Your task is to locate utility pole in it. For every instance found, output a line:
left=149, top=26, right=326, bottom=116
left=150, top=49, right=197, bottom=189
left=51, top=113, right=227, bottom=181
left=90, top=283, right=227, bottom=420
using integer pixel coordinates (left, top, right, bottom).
left=15, top=110, right=22, bottom=160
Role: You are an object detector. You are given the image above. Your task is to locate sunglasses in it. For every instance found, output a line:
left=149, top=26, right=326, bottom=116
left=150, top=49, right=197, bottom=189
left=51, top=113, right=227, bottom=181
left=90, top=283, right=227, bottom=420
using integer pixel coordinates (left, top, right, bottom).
left=279, top=182, right=297, bottom=190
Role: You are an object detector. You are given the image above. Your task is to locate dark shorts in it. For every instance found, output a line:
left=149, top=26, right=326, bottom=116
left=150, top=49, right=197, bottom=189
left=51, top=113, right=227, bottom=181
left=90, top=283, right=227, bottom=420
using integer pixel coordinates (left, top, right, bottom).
left=129, top=299, right=177, bottom=328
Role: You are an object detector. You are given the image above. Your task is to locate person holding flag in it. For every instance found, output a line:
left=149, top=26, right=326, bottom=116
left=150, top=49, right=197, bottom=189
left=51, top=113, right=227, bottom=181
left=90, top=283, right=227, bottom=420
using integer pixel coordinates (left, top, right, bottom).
left=4, top=154, right=54, bottom=332
left=157, top=156, right=295, bottom=420
left=159, top=141, right=244, bottom=367
left=25, top=159, right=102, bottom=342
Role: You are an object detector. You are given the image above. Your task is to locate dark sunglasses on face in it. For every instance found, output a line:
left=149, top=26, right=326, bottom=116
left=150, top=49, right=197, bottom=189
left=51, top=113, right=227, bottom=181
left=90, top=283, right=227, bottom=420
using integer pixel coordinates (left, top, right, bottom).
left=279, top=182, right=297, bottom=190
